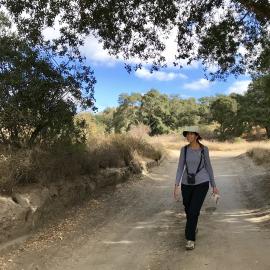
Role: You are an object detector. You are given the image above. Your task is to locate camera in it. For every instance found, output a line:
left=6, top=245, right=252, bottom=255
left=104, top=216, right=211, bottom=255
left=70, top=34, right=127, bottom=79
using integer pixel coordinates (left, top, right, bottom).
left=187, top=173, right=196, bottom=184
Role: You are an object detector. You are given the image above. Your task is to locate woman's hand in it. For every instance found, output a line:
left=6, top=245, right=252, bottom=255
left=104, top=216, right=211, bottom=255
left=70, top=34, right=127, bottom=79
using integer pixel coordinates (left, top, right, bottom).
left=212, top=187, right=219, bottom=195
left=174, top=185, right=180, bottom=201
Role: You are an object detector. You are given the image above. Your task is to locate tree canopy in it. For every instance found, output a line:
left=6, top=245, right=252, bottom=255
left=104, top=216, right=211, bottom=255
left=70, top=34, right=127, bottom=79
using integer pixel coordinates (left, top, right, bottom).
left=1, top=0, right=269, bottom=79
left=0, top=13, right=97, bottom=147
left=242, top=74, right=270, bottom=137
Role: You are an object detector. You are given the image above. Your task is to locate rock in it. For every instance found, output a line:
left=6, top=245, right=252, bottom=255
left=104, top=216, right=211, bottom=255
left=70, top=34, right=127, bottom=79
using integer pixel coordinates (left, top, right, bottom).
left=12, top=187, right=50, bottom=213
left=48, top=185, right=58, bottom=199
left=0, top=196, right=30, bottom=243
left=129, top=159, right=143, bottom=174
left=96, top=168, right=120, bottom=188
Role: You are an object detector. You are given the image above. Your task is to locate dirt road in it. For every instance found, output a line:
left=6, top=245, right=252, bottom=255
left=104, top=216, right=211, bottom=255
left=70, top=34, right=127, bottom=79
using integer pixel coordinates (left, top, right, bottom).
left=1, top=149, right=270, bottom=270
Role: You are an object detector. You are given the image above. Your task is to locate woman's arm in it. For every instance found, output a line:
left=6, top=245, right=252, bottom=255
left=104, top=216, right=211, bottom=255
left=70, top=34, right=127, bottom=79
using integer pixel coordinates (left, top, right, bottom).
left=204, top=146, right=216, bottom=188
left=175, top=146, right=185, bottom=186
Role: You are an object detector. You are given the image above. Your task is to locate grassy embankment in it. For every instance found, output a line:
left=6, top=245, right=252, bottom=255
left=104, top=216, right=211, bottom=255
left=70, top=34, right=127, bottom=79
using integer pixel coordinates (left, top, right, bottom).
left=1, top=127, right=269, bottom=195
left=0, top=134, right=164, bottom=195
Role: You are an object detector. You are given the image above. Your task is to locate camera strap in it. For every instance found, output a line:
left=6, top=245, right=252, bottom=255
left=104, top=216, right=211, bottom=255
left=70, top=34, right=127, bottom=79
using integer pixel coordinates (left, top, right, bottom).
left=184, top=145, right=205, bottom=175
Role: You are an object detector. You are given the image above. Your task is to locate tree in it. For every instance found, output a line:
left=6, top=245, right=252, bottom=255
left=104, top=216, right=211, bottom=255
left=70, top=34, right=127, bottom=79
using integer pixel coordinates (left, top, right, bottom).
left=197, top=96, right=217, bottom=124
left=113, top=93, right=142, bottom=133
left=1, top=0, right=269, bottom=78
left=0, top=14, right=96, bottom=147
left=210, top=95, right=241, bottom=140
left=140, top=89, right=171, bottom=135
left=242, top=74, right=270, bottom=138
left=95, top=107, right=116, bottom=134
left=228, top=92, right=252, bottom=135
left=176, top=98, right=200, bottom=127
left=99, top=90, right=214, bottom=135
left=166, top=95, right=183, bottom=130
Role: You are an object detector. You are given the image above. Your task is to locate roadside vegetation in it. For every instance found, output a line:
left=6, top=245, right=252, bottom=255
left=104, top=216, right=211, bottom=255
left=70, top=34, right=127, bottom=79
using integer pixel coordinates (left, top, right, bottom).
left=0, top=9, right=269, bottom=194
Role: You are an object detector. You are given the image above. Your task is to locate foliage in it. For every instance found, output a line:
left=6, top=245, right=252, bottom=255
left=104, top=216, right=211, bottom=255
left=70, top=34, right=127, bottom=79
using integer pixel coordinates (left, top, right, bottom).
left=110, top=89, right=203, bottom=136
left=0, top=14, right=96, bottom=147
left=94, top=107, right=116, bottom=134
left=210, top=95, right=243, bottom=140
left=113, top=93, right=142, bottom=133
left=241, top=74, right=270, bottom=138
left=1, top=1, right=269, bottom=78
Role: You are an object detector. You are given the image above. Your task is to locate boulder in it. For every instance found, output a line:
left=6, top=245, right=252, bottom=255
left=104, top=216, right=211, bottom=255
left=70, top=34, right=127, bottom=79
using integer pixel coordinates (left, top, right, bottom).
left=0, top=196, right=30, bottom=243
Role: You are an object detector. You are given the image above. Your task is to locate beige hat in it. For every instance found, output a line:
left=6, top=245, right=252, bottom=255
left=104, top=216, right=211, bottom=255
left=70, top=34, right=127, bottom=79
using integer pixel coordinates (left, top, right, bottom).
left=182, top=126, right=202, bottom=140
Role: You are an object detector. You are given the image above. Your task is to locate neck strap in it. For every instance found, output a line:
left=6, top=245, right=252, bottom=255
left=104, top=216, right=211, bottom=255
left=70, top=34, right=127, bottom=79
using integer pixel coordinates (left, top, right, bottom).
left=184, top=145, right=205, bottom=175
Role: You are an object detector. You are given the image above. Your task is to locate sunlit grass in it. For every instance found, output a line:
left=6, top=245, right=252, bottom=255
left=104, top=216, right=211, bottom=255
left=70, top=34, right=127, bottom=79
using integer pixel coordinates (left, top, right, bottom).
left=146, top=133, right=270, bottom=152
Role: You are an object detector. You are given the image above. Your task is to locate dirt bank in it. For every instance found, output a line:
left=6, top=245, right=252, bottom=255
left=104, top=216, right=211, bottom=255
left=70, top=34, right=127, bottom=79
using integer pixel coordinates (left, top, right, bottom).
left=0, top=155, right=164, bottom=247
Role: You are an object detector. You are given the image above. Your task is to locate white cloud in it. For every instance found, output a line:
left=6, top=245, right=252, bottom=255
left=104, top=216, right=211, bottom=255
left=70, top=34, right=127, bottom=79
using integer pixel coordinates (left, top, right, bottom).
left=206, top=64, right=219, bottom=73
left=80, top=32, right=200, bottom=69
left=158, top=27, right=200, bottom=69
left=42, top=25, right=61, bottom=40
left=227, top=80, right=251, bottom=95
left=183, top=78, right=211, bottom=90
left=41, top=19, right=200, bottom=70
left=135, top=67, right=187, bottom=81
left=80, top=36, right=119, bottom=66
left=237, top=45, right=248, bottom=56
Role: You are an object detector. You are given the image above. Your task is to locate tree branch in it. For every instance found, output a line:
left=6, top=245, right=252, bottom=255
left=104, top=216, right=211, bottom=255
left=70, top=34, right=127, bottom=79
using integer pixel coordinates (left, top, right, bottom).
left=237, top=0, right=270, bottom=23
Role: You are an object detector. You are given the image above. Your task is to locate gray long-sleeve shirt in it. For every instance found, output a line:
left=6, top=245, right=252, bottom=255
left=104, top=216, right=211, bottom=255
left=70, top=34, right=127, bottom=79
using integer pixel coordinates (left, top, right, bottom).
left=175, top=145, right=216, bottom=188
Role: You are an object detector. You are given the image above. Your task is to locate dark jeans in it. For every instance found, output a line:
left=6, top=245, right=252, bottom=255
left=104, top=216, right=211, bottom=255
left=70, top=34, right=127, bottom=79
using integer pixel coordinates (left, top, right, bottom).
left=181, top=181, right=209, bottom=241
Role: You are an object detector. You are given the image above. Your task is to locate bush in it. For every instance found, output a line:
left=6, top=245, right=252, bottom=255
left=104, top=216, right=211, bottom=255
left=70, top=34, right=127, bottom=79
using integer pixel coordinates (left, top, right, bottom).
left=198, top=124, right=218, bottom=140
left=127, top=123, right=151, bottom=139
left=0, top=134, right=164, bottom=195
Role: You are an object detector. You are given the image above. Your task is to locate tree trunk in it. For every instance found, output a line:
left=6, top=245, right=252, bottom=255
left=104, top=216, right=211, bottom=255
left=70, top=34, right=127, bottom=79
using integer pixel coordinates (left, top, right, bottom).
left=265, top=126, right=270, bottom=138
left=28, top=122, right=49, bottom=146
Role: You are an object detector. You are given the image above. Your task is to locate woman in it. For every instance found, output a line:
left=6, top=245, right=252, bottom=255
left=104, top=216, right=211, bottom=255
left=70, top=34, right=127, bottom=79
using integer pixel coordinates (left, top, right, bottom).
left=173, top=126, right=220, bottom=250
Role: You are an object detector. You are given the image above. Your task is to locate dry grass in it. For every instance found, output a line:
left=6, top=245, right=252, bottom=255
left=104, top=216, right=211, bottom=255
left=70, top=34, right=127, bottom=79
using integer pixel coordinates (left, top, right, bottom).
left=0, top=134, right=163, bottom=195
left=2, top=130, right=268, bottom=195
left=127, top=123, right=151, bottom=140
left=146, top=133, right=270, bottom=152
left=147, top=133, right=270, bottom=166
left=145, top=133, right=185, bottom=150
left=203, top=140, right=270, bottom=152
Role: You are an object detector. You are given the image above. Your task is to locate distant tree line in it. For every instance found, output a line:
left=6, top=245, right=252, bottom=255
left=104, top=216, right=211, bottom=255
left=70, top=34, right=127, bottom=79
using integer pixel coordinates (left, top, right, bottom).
left=95, top=75, right=270, bottom=140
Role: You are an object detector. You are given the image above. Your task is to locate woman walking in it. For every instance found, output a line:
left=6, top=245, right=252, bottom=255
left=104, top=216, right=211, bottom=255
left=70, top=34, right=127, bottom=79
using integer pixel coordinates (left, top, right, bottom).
left=173, top=126, right=219, bottom=250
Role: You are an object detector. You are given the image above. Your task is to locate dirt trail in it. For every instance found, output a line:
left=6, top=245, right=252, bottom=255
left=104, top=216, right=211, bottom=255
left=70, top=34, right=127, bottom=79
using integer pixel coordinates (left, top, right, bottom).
left=1, top=149, right=270, bottom=270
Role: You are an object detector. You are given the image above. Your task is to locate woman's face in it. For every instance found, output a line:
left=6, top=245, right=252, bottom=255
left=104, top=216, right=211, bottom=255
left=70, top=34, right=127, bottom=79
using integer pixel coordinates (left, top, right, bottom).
left=186, top=132, right=198, bottom=143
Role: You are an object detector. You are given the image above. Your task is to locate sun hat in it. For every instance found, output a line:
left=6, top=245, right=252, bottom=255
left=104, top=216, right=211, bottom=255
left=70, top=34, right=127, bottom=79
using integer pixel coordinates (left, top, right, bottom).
left=182, top=126, right=202, bottom=140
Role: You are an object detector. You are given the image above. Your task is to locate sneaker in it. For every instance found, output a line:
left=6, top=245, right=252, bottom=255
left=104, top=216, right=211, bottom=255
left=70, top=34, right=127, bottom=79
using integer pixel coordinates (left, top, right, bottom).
left=185, top=240, right=195, bottom=250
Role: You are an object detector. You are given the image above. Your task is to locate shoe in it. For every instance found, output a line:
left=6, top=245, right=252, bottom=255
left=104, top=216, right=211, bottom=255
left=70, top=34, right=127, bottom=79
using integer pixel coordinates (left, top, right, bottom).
left=185, top=240, right=195, bottom=250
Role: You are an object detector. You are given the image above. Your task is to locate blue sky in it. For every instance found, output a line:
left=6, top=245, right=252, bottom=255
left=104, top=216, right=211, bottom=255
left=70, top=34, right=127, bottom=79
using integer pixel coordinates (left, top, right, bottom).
left=42, top=26, right=252, bottom=113
left=77, top=35, right=251, bottom=113
left=90, top=60, right=251, bottom=112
